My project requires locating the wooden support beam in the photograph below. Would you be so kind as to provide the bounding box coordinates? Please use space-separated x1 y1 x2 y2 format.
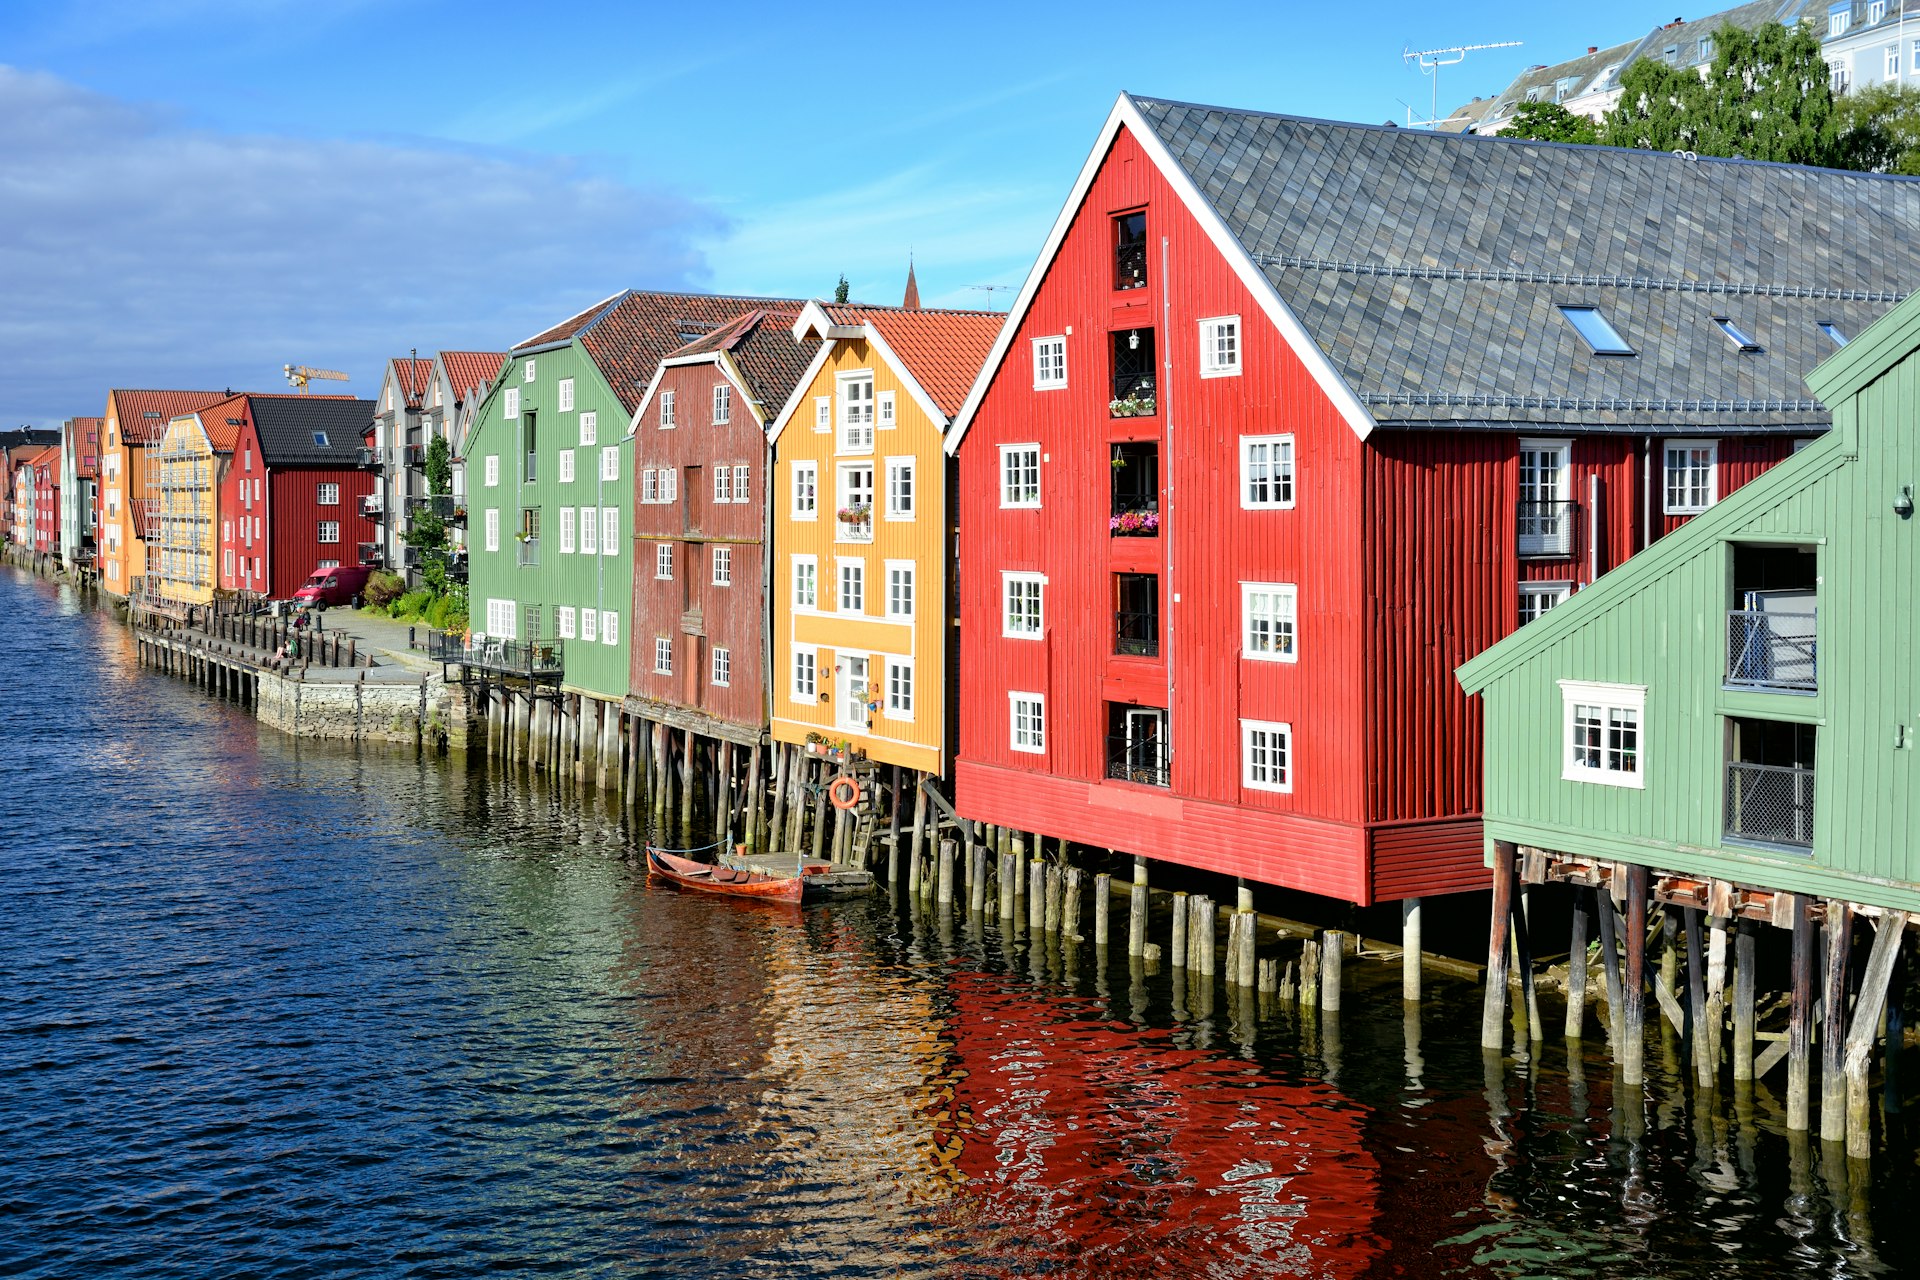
1514 883 1542 1040
1403 897 1423 1003
1565 892 1589 1040
1685 907 1713 1089
1623 864 1649 1087
1482 841 1517 1051
1595 887 1624 1047
1733 918 1757 1082
1821 903 1854 1144
1845 911 1908 1159
1788 893 1815 1132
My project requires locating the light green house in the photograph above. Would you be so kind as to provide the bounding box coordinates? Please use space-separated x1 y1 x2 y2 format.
465 290 785 704
1458 289 1920 914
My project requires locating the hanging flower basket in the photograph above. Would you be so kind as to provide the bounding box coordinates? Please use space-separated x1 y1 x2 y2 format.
1109 395 1156 418
836 504 873 524
1109 509 1161 536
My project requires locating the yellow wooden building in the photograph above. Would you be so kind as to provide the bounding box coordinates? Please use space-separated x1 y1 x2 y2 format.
98 389 224 599
150 403 238 608
768 301 1002 776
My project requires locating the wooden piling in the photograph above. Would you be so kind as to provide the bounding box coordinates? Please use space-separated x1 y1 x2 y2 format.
1169 891 1189 967
1565 892 1589 1039
1515 884 1542 1040
969 844 988 913
1788 894 1815 1132
1821 903 1853 1145
997 852 1016 919
717 741 735 846
1622 863 1649 1087
1299 935 1320 1014
809 761 829 862
1685 907 1712 1089
1093 873 1111 945
1062 867 1082 941
1846 911 1908 1158
1321 931 1343 1012
1482 841 1517 1051
679 729 697 836
1733 917 1757 1083
936 839 956 906
1403 897 1423 1003
1044 866 1063 935
1128 856 1148 958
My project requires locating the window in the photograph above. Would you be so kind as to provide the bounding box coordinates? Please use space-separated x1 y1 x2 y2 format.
837 463 874 538
481 455 499 488
1242 583 1297 661
317 520 340 544
1114 212 1147 290
1518 582 1571 624
1004 572 1044 638
1831 10 1852 37
600 446 618 482
641 469 658 503
1517 438 1572 556
1873 0 1890 23
712 647 731 686
582 608 598 642
1559 306 1635 355
659 468 677 503
558 378 574 412
601 507 617 556
1831 59 1852 93
1111 328 1156 408
1890 44 1903 79
885 457 915 518
602 611 617 646
713 383 731 424
504 387 519 419
557 606 576 639
523 360 536 383
839 372 875 452
1242 720 1293 793
1912 38 1920 74
522 412 539 482
886 562 914 620
733 464 749 502
1711 316 1762 353
486 509 500 551
1664 440 1717 514
315 559 338 571
1818 320 1850 347
793 555 817 608
312 432 331 448
558 449 575 483
814 397 831 432
793 461 818 518
1010 693 1046 753
655 542 673 579
316 483 339 505
1240 435 1295 509
660 391 676 429
1033 336 1067 389
579 411 596 446
1000 444 1040 508
885 658 913 718
559 505 575 554
712 545 732 585
580 506 596 554
223 548 233 576
485 597 516 639
877 390 896 429
838 559 865 612
1561 680 1645 788
793 646 817 699
1199 315 1241 377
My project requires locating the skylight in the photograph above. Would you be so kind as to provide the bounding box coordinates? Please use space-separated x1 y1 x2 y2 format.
1818 321 1849 347
312 431 331 447
1711 316 1762 353
1558 306 1635 356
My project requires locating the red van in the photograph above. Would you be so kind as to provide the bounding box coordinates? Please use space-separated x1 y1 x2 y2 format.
292 564 374 609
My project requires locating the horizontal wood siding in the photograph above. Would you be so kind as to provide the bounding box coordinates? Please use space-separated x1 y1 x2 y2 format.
1369 820 1488 900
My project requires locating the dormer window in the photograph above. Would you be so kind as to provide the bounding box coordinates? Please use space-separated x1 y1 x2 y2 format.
1870 0 1887 24
1832 7 1852 38
1699 36 1714 62
1558 306 1635 356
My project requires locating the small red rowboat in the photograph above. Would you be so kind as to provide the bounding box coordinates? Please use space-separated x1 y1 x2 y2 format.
646 847 803 903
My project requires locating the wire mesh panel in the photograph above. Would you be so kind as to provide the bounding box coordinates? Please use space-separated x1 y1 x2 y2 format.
1725 761 1815 849
1725 610 1816 690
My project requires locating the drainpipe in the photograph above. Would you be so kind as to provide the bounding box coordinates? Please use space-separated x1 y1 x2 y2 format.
1160 235 1176 762
1588 471 1601 584
1641 435 1653 553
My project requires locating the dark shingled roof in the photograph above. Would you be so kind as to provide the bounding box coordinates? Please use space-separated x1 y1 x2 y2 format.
665 309 818 418
1133 93 1920 432
251 397 377 467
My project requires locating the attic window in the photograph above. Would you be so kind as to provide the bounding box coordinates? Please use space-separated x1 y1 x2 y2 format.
1712 316 1762 353
143 411 162 419
1558 306 1635 356
313 432 331 447
1818 321 1849 347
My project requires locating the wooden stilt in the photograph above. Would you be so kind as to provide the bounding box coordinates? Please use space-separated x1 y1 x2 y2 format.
1566 891 1589 1040
1028 859 1046 932
968 844 987 914
1514 884 1541 1040
1706 914 1729 1086
1685 907 1713 1089
679 729 697 837
1622 863 1649 1087
1094 873 1111 945
1403 897 1423 1003
1044 866 1063 935
1321 931 1343 1012
809 761 829 861
1170 891 1189 968
1299 935 1320 1015
717 741 735 848
1886 941 1907 1116
1062 867 1083 941
908 778 928 890
1733 917 1757 1082
743 742 764 850
1788 894 1815 1132
1821 903 1854 1144
1845 911 1908 1159
1596 886 1624 1046
1482 840 1517 1051
767 744 789 851
1198 898 1216 978
1128 856 1148 958
936 839 956 906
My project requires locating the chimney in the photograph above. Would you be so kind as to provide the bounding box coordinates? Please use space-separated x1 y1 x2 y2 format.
1588 45 1598 54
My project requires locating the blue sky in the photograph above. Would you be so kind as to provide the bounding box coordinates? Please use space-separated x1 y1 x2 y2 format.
2 0 1718 423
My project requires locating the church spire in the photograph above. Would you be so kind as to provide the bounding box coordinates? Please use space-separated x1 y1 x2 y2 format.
902 255 920 309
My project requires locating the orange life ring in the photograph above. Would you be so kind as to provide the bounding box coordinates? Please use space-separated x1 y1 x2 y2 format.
828 775 863 811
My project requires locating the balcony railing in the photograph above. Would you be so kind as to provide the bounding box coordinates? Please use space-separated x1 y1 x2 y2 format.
357 541 384 567
516 536 540 567
1107 734 1171 788
1115 609 1160 657
405 443 427 470
1726 609 1817 691
430 495 462 522
835 510 873 542
1725 761 1815 850
1516 500 1577 558
427 628 564 680
359 493 385 518
356 446 383 472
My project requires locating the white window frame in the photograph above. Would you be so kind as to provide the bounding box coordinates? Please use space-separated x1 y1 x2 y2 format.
877 390 896 430
1241 582 1298 662
838 557 865 613
836 462 874 541
713 466 732 504
655 542 673 580
1518 582 1572 625
558 448 575 484
884 657 914 720
792 644 818 699
558 377 574 412
559 505 575 555
317 520 339 544
659 467 677 503
522 359 536 383
713 383 731 424
1241 719 1293 794
579 411 596 446
1032 336 1067 390
581 608 598 642
814 396 832 432
485 597 517 640
885 561 914 621
1240 434 1295 510
654 636 673 675
602 611 617 647
885 457 915 520
557 606 576 639
1199 315 1242 378
601 507 617 556
484 509 500 552
712 545 732 585
1003 571 1045 638
1559 679 1647 789
1000 443 1040 509
1664 439 1717 515
792 461 818 519
600 446 619 482
838 371 875 453
712 646 731 687
793 554 817 609
641 469 658 504
660 391 676 429
579 506 596 555
1009 692 1046 754
1518 438 1573 555
504 387 519 419
316 482 340 506
484 455 499 487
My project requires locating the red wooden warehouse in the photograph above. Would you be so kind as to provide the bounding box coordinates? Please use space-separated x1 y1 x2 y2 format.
626 308 814 746
215 395 377 599
944 93 1920 906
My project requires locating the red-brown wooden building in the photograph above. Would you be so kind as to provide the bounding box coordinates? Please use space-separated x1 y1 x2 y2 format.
944 93 1920 905
626 308 814 744
31 447 61 556
214 395 377 599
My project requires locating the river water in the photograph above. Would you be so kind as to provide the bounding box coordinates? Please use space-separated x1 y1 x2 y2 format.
2 563 1916 1278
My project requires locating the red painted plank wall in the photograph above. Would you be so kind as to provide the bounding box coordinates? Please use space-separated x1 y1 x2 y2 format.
267 465 375 598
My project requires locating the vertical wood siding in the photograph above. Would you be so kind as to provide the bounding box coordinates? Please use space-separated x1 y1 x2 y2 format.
267 465 375 598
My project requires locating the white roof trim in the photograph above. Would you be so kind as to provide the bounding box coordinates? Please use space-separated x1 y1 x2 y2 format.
512 288 626 352
943 92 1376 455
627 350 766 437
766 315 948 447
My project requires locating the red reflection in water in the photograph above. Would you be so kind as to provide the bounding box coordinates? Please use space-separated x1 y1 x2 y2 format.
925 969 1386 1278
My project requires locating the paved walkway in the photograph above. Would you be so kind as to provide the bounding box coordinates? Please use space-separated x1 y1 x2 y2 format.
302 605 440 677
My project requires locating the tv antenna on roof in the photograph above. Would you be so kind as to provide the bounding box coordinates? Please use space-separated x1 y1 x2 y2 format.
1403 41 1522 130
969 284 1014 311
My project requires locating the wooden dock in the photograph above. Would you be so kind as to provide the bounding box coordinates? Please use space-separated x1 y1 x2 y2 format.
723 851 874 899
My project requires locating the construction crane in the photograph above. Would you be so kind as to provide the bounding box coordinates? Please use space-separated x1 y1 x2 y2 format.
283 364 349 394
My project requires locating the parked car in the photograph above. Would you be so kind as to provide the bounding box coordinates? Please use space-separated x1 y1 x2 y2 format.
291 564 374 609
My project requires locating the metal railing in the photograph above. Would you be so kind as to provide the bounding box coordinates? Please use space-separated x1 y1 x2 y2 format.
357 541 384 567
359 494 385 518
1725 761 1815 849
426 628 564 679
356 446 383 471
1726 609 1817 691
1115 609 1159 657
1106 733 1170 788
405 443 427 469
1516 499 1577 558
516 536 540 567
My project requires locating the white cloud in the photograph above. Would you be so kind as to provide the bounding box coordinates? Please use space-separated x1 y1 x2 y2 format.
0 66 724 424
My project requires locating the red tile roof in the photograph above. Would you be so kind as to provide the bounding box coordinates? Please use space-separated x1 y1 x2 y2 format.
515 291 628 350
71 417 102 478
108 390 229 445
391 358 434 409
438 351 506 405
192 394 251 453
821 302 1005 418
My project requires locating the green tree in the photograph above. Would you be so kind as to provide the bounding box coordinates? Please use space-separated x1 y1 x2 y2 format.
1834 81 1920 174
1599 53 1708 152
1501 100 1600 144
401 435 458 597
833 273 849 304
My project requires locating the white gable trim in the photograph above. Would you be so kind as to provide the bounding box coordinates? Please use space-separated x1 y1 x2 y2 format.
766 317 948 447
943 92 1376 455
628 351 769 436
766 340 839 446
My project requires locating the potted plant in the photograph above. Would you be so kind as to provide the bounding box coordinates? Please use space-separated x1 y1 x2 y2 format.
1109 394 1157 418
1109 509 1161 536
836 503 873 525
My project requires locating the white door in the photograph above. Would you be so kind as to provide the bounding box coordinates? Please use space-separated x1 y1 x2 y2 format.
840 655 870 732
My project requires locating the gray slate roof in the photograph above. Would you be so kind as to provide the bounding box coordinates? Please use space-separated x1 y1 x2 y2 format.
1134 94 1920 432
253 397 377 467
